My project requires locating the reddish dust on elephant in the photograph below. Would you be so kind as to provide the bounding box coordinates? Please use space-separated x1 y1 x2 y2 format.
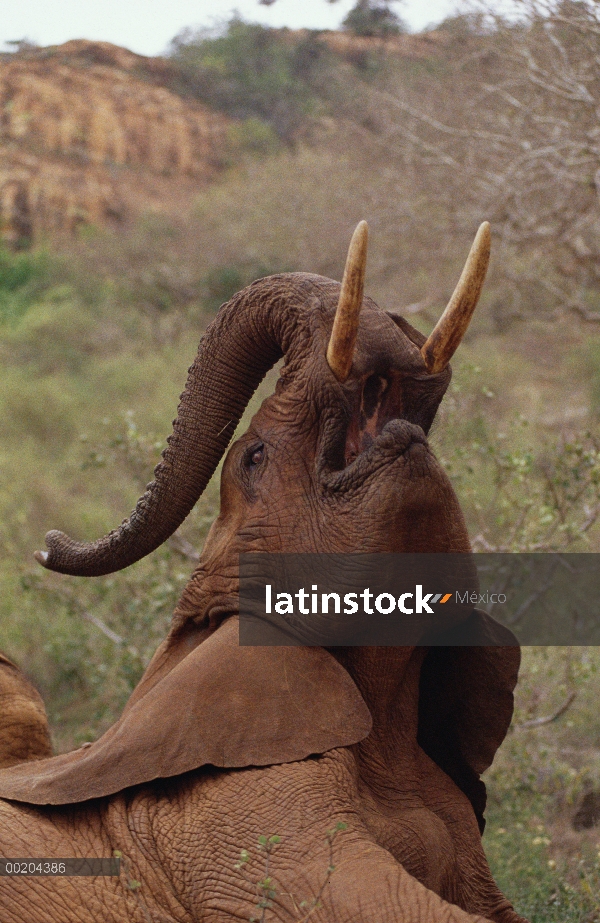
0 222 526 922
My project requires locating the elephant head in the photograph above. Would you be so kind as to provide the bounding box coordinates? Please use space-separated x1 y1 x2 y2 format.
34 221 490 583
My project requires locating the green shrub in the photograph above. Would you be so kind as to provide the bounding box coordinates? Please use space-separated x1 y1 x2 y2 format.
168 19 333 141
0 247 51 325
342 0 407 37
226 117 281 156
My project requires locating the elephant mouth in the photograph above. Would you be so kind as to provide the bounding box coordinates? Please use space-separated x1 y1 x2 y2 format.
319 372 430 490
343 371 418 467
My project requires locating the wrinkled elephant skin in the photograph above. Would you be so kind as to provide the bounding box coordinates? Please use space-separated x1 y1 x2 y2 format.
0 632 523 922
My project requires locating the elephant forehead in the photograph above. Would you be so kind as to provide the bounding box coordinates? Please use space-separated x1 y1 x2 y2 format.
354 309 422 374
311 296 424 375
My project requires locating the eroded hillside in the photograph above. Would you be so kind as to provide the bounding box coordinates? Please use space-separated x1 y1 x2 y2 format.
0 40 232 243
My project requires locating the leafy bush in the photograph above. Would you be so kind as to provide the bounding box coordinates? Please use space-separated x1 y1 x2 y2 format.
484 645 600 922
343 0 408 37
168 18 334 141
226 117 281 156
0 247 51 325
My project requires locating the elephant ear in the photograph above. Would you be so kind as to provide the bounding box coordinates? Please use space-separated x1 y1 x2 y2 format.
387 312 427 349
0 616 372 805
417 609 520 834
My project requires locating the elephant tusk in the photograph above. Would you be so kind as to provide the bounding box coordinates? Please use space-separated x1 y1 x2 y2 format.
420 222 491 375
327 220 368 383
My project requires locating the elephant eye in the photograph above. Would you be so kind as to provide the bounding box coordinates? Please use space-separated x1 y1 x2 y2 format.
246 444 265 468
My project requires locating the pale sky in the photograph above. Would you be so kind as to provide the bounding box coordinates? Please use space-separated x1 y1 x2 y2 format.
0 0 461 56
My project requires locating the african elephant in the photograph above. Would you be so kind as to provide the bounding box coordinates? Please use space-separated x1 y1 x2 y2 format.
0 222 527 923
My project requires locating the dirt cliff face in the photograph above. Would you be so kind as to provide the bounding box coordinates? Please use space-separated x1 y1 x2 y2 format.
0 40 232 244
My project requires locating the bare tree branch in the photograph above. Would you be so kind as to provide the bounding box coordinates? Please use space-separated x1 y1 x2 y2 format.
516 690 576 728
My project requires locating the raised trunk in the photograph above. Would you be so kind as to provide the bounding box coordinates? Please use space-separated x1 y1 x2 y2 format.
36 274 329 576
